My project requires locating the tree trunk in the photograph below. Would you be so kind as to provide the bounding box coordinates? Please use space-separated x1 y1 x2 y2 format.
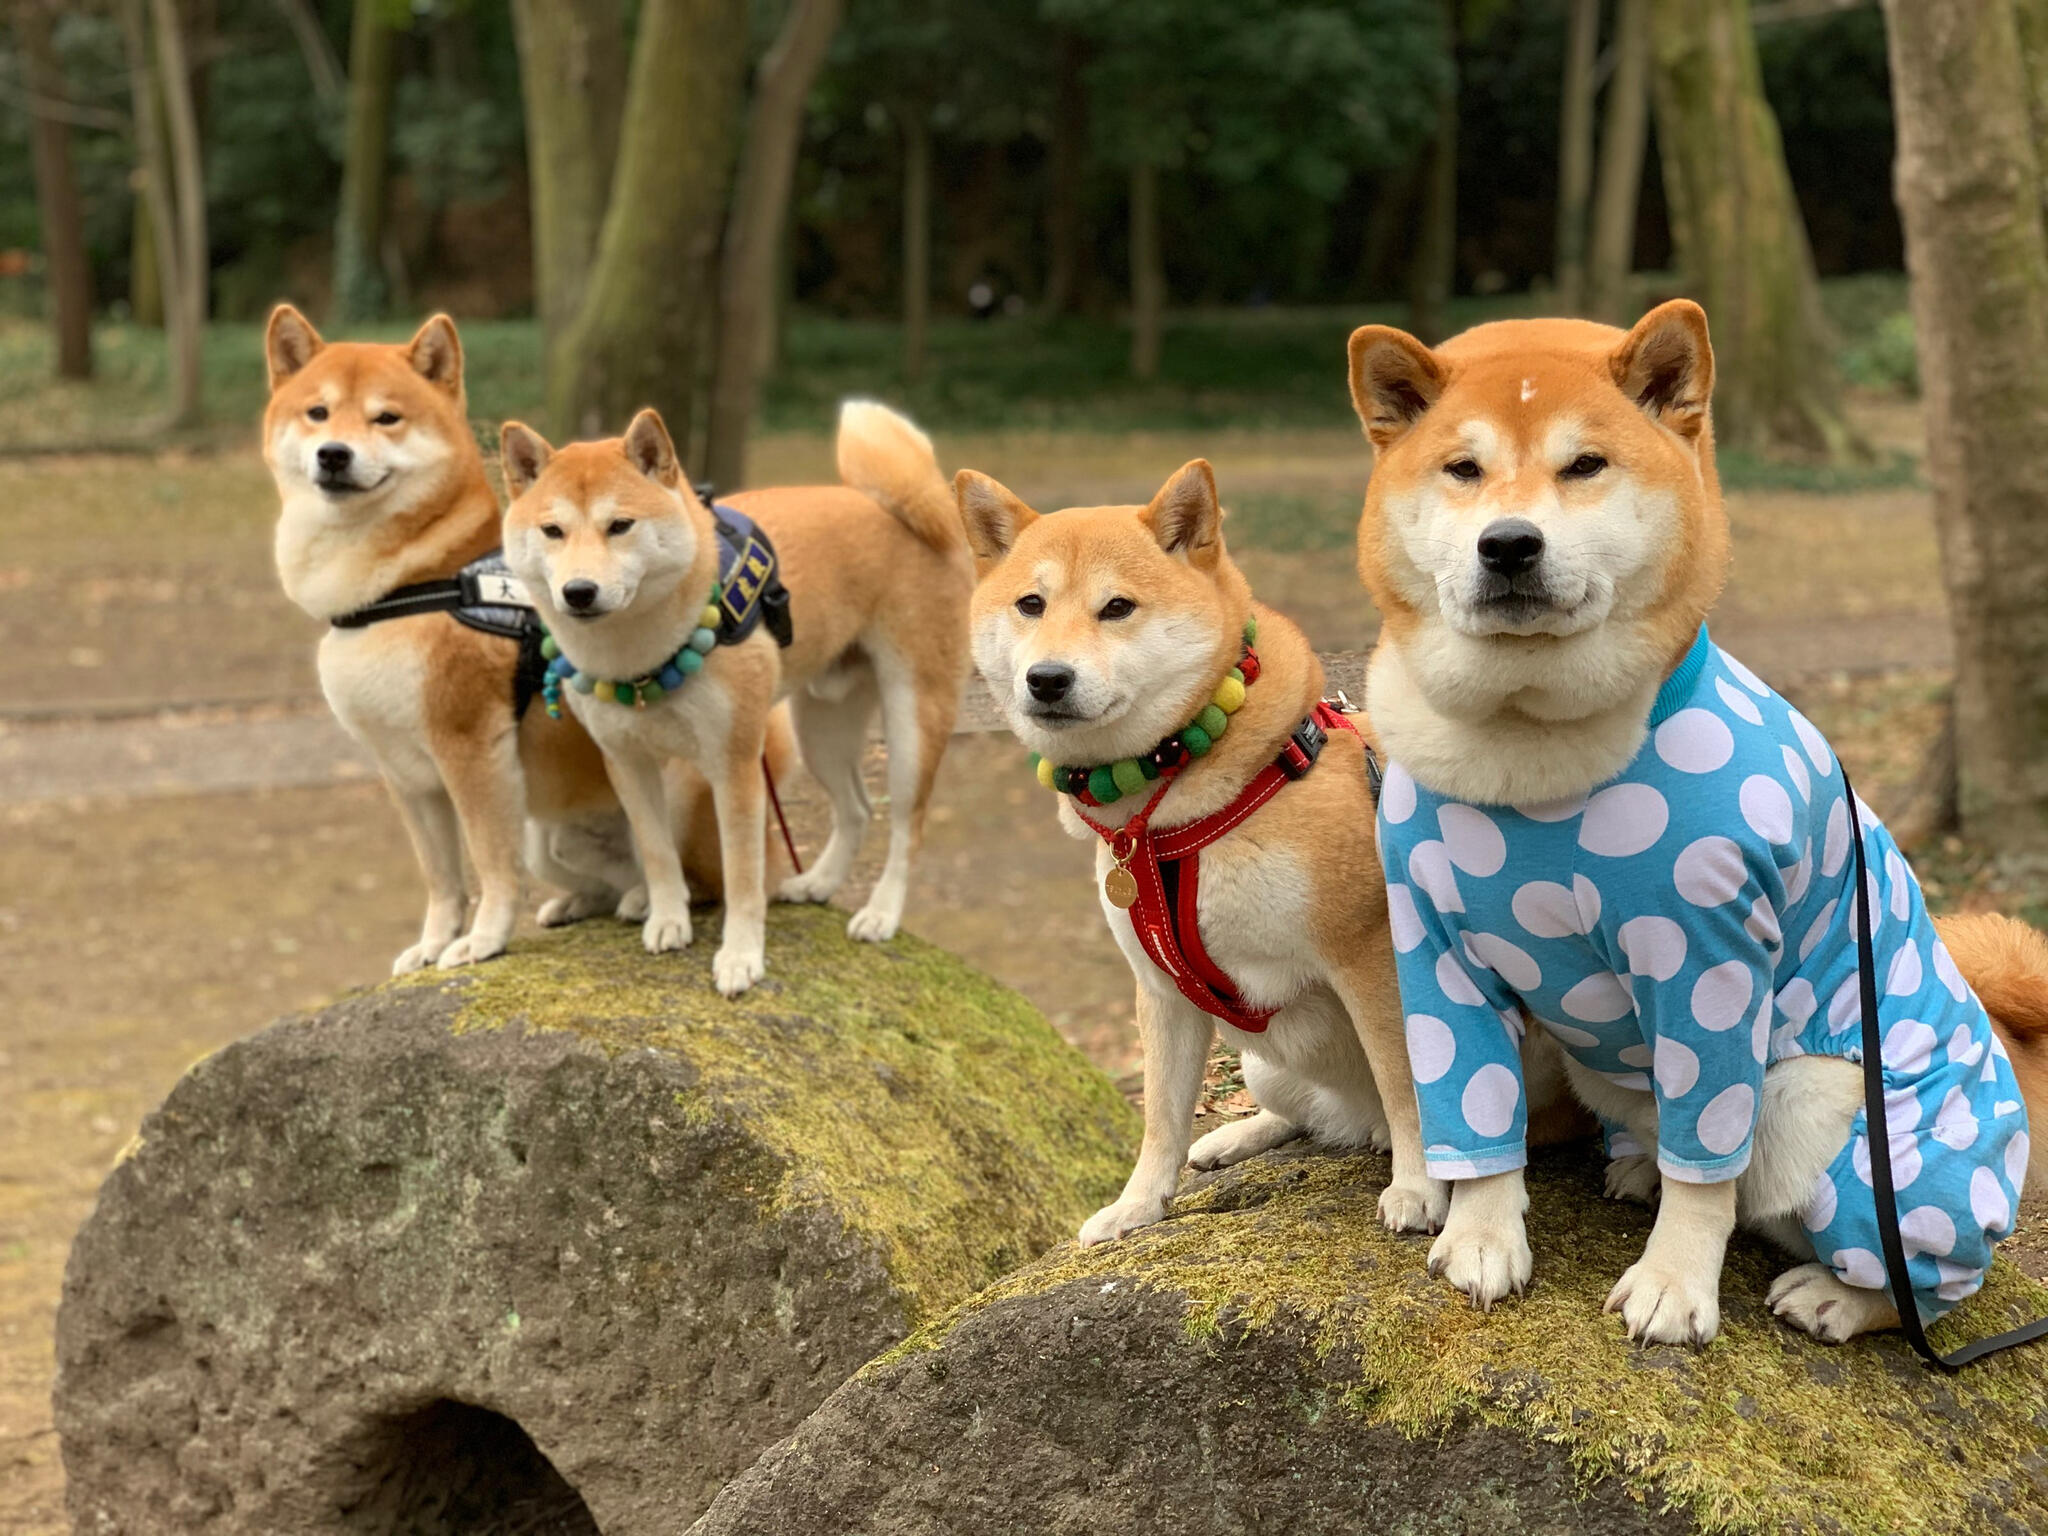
1882 0 2048 870
121 0 204 427
1647 0 1850 457
511 0 626 352
900 107 932 386
1127 158 1162 380
1588 0 1650 324
545 0 749 441
273 0 343 102
333 0 396 323
1040 33 1086 317
128 71 164 328
702 0 843 491
1554 0 1600 312
1408 5 1458 345
18 0 94 379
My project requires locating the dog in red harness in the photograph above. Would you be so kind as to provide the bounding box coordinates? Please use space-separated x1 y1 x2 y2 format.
956 457 1454 1245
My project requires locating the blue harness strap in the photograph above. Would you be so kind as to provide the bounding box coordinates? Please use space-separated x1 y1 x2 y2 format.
712 504 793 649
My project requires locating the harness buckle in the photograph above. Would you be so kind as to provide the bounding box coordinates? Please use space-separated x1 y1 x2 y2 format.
1279 715 1326 780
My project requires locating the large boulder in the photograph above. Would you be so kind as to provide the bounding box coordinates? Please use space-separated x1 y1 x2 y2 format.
54 907 1136 1534
691 1141 2048 1536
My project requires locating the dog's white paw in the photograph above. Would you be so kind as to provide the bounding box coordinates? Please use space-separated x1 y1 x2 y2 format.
776 869 836 905
1767 1262 1899 1344
1363 1119 1394 1154
642 912 692 953
435 931 507 970
1078 1196 1167 1247
392 939 447 975
615 885 650 922
845 904 900 943
1605 1255 1721 1346
1188 1112 1298 1170
1428 1218 1531 1310
712 944 766 996
1379 1175 1450 1235
538 890 612 928
1604 1153 1662 1207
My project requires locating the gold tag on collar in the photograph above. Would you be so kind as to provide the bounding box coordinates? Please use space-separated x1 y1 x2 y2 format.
1103 863 1139 910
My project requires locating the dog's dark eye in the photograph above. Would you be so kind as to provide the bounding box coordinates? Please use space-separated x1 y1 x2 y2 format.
307 405 328 423
373 411 401 427
541 524 565 541
606 519 635 537
1562 453 1608 479
1098 597 1136 621
1016 593 1045 618
1444 458 1482 481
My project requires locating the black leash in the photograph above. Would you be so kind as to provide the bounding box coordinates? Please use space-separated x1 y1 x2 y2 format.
1843 766 2048 1368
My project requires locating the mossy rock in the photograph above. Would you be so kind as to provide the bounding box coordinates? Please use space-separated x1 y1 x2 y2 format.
690 1140 2048 1536
54 907 1136 1535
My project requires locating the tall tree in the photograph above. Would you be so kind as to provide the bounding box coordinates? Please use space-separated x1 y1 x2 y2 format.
1407 0 1459 344
334 0 399 322
17 0 94 378
120 0 207 425
1039 32 1088 317
510 0 626 354
1552 0 1600 312
1883 0 2048 869
524 0 751 440
1647 0 1849 457
1587 0 1650 323
703 0 845 489
1127 158 1162 379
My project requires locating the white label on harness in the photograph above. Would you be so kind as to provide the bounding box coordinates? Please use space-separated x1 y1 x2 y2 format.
473 573 532 608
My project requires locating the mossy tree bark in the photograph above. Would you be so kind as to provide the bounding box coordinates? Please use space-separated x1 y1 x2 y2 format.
1883 0 2048 873
1407 0 1458 344
1553 0 1599 313
1587 0 1650 324
1647 0 1850 458
1040 32 1087 318
1127 158 1162 380
17 0 94 379
702 0 844 491
119 0 206 426
333 0 397 324
510 0 625 362
542 0 749 443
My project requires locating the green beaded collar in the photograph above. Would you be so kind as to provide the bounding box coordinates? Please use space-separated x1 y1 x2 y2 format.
540 582 723 717
1029 617 1259 807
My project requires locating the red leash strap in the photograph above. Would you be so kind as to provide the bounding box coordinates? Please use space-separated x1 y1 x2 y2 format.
762 755 802 874
1078 702 1358 1033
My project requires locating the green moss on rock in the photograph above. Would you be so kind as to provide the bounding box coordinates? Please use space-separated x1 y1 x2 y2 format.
877 1144 2048 1535
398 905 1138 1319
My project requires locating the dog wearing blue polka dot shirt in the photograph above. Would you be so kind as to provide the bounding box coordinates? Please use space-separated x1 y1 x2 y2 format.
1349 300 2048 1347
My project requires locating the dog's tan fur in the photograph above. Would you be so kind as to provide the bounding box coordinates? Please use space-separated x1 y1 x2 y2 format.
262 306 768 972
1350 301 2048 1344
500 401 972 995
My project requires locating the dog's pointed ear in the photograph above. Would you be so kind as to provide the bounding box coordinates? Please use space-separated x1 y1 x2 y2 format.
500 421 554 498
1610 300 1714 440
405 313 464 394
1145 459 1222 559
622 408 682 486
954 470 1038 563
265 304 324 390
1347 325 1446 450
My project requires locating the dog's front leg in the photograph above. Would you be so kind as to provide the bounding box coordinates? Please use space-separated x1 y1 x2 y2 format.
1080 985 1211 1246
1605 1177 1735 1346
429 724 527 969
1428 1171 1532 1309
387 784 468 974
708 730 770 996
605 746 692 954
1332 959 1449 1235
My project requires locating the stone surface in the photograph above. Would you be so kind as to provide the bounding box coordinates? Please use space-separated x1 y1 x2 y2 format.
692 1143 2048 1536
54 906 1136 1534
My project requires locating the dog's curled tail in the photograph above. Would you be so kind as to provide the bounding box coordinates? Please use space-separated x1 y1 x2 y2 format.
836 399 968 562
1937 911 2048 1198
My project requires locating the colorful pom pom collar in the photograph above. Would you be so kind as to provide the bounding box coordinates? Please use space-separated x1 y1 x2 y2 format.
1029 616 1259 807
539 582 725 718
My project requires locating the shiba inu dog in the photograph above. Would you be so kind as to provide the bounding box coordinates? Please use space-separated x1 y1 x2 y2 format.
1352 299 2048 1346
499 401 973 996
958 458 1595 1246
263 306 761 972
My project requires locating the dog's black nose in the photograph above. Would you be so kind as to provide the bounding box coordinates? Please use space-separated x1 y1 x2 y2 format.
315 442 353 475
1477 518 1545 576
1026 663 1075 703
561 580 601 612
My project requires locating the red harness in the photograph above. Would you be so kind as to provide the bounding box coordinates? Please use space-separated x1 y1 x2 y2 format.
1075 700 1360 1033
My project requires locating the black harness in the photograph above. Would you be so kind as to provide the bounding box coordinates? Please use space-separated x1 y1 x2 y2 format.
327 501 793 718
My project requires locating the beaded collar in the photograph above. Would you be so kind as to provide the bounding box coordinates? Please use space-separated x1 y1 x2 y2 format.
539 582 724 717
